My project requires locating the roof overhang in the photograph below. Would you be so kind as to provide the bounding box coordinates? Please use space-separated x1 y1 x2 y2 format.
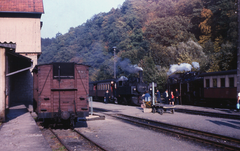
0 12 42 18
0 43 32 76
0 42 16 49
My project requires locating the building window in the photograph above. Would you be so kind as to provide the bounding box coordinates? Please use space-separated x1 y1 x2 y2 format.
205 79 210 88
213 78 217 87
221 78 225 87
229 77 234 87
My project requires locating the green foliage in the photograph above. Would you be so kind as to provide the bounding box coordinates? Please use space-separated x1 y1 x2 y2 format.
145 16 194 46
40 0 238 89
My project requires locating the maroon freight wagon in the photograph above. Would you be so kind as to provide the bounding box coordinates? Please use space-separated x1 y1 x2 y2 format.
33 62 89 127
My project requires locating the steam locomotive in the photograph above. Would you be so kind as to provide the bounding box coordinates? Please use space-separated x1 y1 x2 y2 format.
167 70 237 108
89 71 148 105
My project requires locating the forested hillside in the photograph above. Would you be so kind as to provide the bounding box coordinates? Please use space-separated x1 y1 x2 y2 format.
40 0 237 90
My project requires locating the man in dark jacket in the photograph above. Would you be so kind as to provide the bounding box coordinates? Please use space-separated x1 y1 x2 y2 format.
104 90 110 103
155 90 161 103
175 89 180 105
163 90 169 104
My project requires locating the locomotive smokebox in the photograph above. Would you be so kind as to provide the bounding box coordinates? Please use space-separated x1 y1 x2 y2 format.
139 71 143 83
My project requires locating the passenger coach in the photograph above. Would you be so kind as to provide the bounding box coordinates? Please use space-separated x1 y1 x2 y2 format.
167 70 237 108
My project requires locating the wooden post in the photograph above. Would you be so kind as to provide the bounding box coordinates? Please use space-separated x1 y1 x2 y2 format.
237 1 240 94
0 48 6 122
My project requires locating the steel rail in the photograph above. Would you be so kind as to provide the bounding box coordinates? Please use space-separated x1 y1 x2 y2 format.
49 128 107 151
108 113 240 151
119 114 240 145
175 109 240 120
49 128 71 151
73 129 107 151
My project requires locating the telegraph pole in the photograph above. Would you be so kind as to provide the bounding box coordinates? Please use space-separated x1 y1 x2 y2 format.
113 46 116 79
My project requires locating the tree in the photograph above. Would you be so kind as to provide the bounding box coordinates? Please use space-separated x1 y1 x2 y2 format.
145 16 194 46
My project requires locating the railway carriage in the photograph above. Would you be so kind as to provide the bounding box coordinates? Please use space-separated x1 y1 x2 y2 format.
33 62 89 127
201 70 237 107
167 70 237 108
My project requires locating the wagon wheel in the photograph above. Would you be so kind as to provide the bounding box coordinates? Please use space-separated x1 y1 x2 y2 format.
114 98 118 104
171 109 175 114
122 97 128 105
152 107 156 113
158 108 163 115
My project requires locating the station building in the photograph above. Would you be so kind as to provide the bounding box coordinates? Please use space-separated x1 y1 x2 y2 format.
0 0 44 121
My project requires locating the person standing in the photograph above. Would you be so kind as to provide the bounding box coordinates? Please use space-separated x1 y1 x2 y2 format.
175 89 180 105
163 90 169 104
104 90 110 103
155 90 161 103
237 91 240 112
170 91 175 105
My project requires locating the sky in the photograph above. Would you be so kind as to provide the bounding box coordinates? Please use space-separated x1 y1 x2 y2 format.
41 0 126 38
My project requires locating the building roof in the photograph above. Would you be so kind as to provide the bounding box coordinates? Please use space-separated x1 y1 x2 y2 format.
0 0 44 13
199 69 237 77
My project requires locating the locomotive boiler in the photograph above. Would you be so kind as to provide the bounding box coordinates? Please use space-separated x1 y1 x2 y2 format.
33 62 89 127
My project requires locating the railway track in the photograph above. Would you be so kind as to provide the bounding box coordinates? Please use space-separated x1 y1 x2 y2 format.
94 106 240 120
175 108 240 120
107 113 240 151
47 128 107 151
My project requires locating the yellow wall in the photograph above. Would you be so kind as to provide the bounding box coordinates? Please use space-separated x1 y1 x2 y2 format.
0 17 41 53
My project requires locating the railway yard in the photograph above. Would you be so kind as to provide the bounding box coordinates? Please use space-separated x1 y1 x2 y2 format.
0 102 240 151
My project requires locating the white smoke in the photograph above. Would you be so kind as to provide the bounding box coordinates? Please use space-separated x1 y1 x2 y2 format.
117 76 128 81
192 62 200 69
118 58 143 73
167 62 200 75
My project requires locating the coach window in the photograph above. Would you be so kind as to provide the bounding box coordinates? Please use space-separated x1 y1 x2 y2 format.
221 78 225 87
205 79 210 88
213 78 217 87
229 77 234 87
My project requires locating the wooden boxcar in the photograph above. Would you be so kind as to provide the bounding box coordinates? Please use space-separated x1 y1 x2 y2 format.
33 62 89 126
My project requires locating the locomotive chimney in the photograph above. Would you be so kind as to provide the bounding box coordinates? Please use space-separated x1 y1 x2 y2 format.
139 71 143 83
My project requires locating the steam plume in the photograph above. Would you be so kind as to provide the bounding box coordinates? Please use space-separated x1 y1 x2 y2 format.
192 62 200 69
118 58 143 74
167 62 200 75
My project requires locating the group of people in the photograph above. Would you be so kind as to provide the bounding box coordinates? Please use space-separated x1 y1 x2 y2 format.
163 89 180 105
144 89 180 105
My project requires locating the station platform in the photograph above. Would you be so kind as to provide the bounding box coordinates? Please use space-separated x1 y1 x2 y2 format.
91 102 240 139
175 104 240 115
0 104 52 151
